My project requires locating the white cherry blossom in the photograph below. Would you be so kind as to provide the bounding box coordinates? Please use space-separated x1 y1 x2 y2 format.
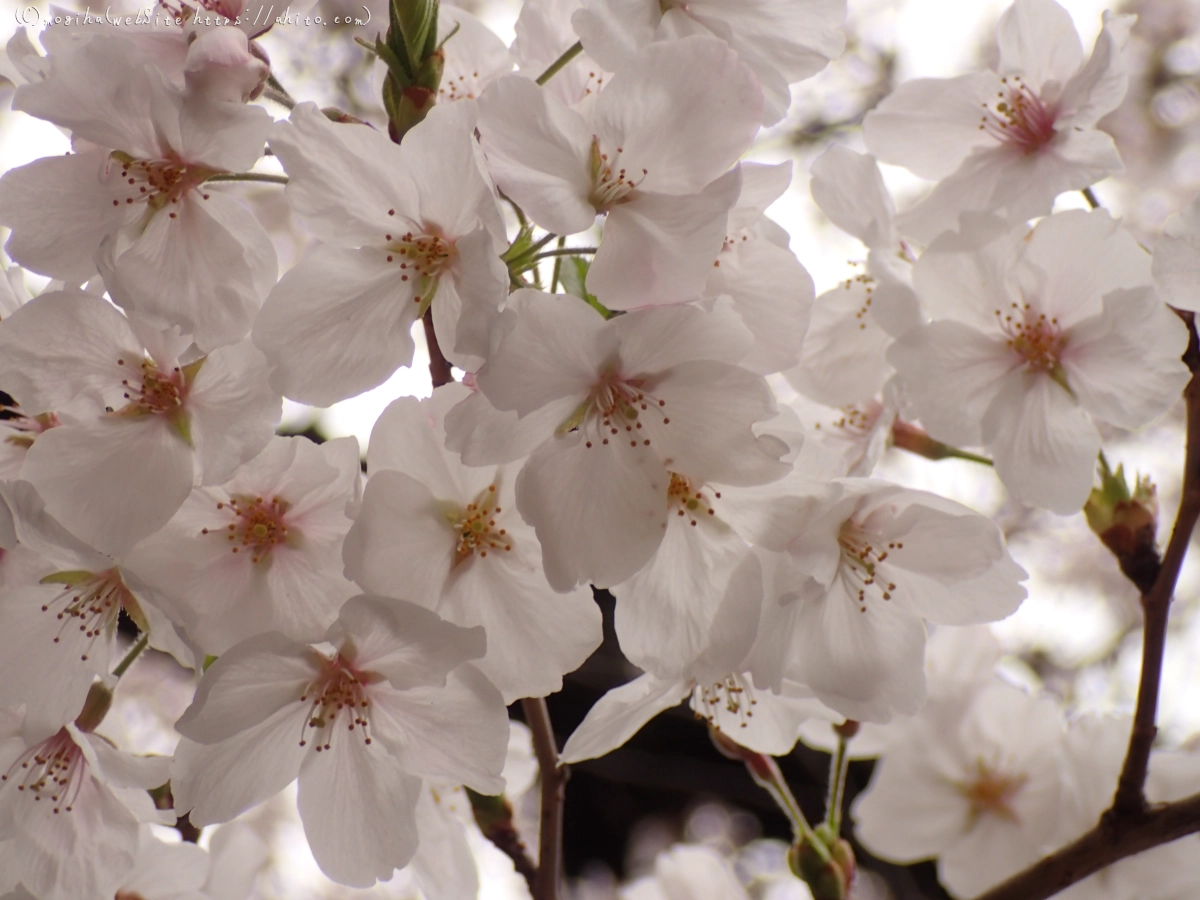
1153 192 1200 313
125 435 362 655
446 292 790 592
622 843 751 900
252 100 507 405
864 0 1134 244
572 0 847 126
476 36 760 309
0 33 276 349
511 0 610 108
342 385 602 703
888 211 1189 514
171 595 508 888
0 289 280 556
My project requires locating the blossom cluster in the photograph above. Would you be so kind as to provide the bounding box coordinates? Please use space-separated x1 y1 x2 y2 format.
0 0 1196 896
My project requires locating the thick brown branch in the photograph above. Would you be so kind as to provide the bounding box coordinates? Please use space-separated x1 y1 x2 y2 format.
1110 311 1200 817
422 309 455 388
974 792 1200 900
522 697 567 900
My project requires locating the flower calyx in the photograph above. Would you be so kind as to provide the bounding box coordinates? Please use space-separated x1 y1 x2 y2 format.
1085 453 1161 593
788 824 857 900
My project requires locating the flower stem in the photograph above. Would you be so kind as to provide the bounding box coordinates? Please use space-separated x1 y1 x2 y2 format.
206 172 289 185
530 247 598 262
522 697 567 900
824 721 858 834
549 236 566 293
112 634 149 679
536 41 583 86
1082 186 1102 209
891 419 993 465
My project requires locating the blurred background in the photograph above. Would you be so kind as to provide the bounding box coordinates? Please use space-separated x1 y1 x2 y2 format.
2 0 1200 896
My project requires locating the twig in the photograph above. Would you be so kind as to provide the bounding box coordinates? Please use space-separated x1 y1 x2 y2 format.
466 789 538 890
522 697 567 900
422 310 455 388
974 792 1200 900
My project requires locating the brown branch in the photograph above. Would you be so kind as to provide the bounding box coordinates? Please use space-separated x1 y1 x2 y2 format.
976 312 1200 900
1111 310 1200 817
466 788 538 890
974 792 1200 900
422 309 455 388
521 697 567 900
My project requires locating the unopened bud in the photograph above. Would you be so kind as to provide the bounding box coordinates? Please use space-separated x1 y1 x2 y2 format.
1085 454 1160 593
788 825 857 900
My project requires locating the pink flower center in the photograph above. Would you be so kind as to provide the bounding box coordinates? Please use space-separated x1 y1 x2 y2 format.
1 403 58 450
108 153 216 216
115 357 187 417
40 569 137 663
979 76 1058 153
959 760 1028 823
1 728 88 814
204 494 293 564
667 472 720 527
569 369 670 451
837 518 901 612
693 674 757 730
452 484 512 564
588 137 647 211
994 302 1068 374
299 653 379 752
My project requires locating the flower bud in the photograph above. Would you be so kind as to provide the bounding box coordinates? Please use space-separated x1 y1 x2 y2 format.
1085 454 1160 593
379 0 445 140
788 824 857 900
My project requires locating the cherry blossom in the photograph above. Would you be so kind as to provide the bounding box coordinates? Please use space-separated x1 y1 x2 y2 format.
572 0 847 126
342 384 602 702
124 435 362 655
435 4 514 105
476 36 761 308
511 0 610 108
622 843 752 900
852 678 1069 898
446 292 790 592
888 211 1189 514
0 289 280 555
864 0 1134 243
1153 192 1200 313
252 100 507 405
0 33 276 349
171 596 508 887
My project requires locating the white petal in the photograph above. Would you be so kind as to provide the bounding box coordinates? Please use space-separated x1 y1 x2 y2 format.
1154 195 1200 313
297 734 422 888
696 679 825 758
252 244 420 407
1056 12 1135 127
982 371 1100 514
411 786 478 900
559 674 691 764
515 433 669 592
995 0 1083 91
809 146 895 248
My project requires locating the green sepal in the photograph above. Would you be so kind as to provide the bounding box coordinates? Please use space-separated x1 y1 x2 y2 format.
40 570 96 586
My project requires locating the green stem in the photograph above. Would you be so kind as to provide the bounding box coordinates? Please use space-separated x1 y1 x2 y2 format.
824 725 855 834
1082 186 1102 209
530 247 598 262
207 172 289 185
112 634 149 679
891 419 993 466
549 235 566 293
536 41 584 86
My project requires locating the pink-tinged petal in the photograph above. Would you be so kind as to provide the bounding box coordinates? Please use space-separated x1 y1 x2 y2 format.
270 102 420 245
893 147 1013 246
331 596 487 690
810 146 895 248
203 822 269 900
516 433 669 592
22 417 192 557
559 674 691 764
296 734 422 888
910 216 1022 329
1018 209 1150 327
442 543 602 703
170 706 308 825
614 515 748 680
887 321 1015 449
786 282 892 408
862 73 998 180
432 226 508 372
444 388 572 467
187 340 280 485
0 151 134 285
709 238 813 376
590 171 740 310
342 472 457 606
438 4 515 113
1154 196 1200 313
1063 288 1189 429
939 813 1046 898
852 742 972 862
727 161 793 231
368 664 508 793
411 787 478 900
593 37 761 193
99 189 276 351
476 75 597 235
613 301 753 372
995 0 1083 92
638 360 788 487
183 26 269 104
992 129 1124 225
1056 13 1135 127
175 93 271 174
0 287 138 417
175 632 313 744
475 289 609 416
252 244 420 407
698 680 826 757
76 729 169 791
982 371 1100 514
571 0 661 74
793 580 928 723
0 586 109 743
